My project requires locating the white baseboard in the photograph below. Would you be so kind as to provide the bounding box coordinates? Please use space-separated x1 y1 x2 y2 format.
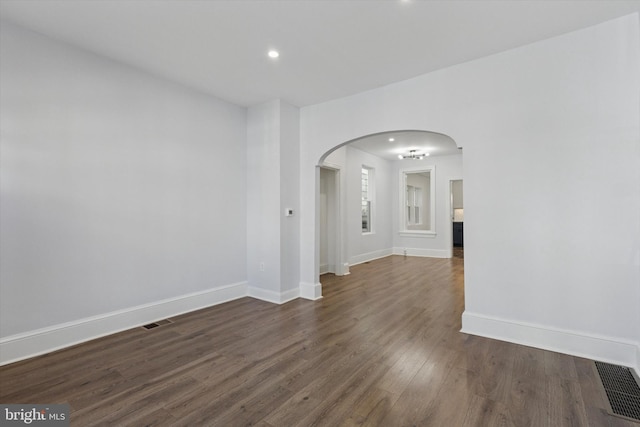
248 286 299 304
348 247 450 268
461 311 639 374
338 263 350 276
280 287 301 304
0 282 248 366
349 248 393 266
299 281 323 300
320 263 341 275
392 247 449 258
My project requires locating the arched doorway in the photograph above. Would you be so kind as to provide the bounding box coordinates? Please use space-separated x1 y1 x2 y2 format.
315 129 462 294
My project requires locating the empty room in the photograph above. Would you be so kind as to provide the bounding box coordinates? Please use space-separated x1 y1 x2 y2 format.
1 1 639 425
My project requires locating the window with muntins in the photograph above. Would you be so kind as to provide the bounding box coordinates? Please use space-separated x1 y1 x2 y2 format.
406 186 422 225
400 168 434 234
361 167 373 232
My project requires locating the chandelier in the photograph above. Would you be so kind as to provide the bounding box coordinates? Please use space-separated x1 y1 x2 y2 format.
398 150 429 160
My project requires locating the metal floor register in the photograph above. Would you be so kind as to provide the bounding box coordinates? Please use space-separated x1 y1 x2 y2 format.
594 361 640 422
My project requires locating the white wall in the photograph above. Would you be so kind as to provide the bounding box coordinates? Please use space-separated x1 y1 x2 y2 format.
247 101 281 297
279 102 300 296
300 14 640 372
345 146 393 266
247 99 301 303
0 21 248 362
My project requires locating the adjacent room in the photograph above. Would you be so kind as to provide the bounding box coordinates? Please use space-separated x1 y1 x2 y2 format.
1 1 639 425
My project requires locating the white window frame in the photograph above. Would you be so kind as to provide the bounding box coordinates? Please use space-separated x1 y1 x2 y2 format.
399 166 436 236
361 166 375 234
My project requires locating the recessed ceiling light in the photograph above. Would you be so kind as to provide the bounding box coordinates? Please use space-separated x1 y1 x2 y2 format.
268 50 279 59
388 137 395 142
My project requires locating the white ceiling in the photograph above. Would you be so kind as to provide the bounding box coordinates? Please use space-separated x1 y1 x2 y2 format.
348 130 459 160
2 1 639 160
2 0 639 109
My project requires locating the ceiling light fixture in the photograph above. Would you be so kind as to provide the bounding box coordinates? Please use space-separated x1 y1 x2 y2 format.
388 137 395 142
398 150 429 160
268 50 279 58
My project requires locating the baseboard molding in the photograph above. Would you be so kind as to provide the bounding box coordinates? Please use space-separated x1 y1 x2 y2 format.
299 281 323 300
349 248 393 267
348 247 450 267
392 247 449 258
461 311 639 374
338 263 350 276
280 287 301 304
320 263 341 275
0 282 248 366
248 286 300 304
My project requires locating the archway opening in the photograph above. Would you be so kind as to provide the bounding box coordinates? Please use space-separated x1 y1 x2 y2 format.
315 129 462 294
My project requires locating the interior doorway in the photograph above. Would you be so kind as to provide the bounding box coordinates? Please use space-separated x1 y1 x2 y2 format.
319 166 340 275
450 179 464 259
314 129 462 293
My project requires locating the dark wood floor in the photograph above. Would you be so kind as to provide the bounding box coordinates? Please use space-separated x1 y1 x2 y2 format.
1 255 635 426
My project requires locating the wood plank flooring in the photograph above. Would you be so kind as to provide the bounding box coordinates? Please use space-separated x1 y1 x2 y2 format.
1 254 636 426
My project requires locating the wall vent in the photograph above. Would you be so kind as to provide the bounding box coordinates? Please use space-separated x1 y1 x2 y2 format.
594 361 640 422
142 319 173 330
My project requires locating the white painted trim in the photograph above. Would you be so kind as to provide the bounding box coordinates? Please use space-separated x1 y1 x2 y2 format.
461 311 639 372
635 343 640 376
392 247 449 258
399 165 436 234
280 288 301 304
248 286 299 305
320 161 341 170
349 248 393 267
398 231 437 238
319 263 329 275
300 282 323 300
247 287 278 303
0 282 248 366
337 263 350 276
320 263 346 275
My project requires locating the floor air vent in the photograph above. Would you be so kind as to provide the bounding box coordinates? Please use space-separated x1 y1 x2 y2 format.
595 361 640 422
142 319 173 330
